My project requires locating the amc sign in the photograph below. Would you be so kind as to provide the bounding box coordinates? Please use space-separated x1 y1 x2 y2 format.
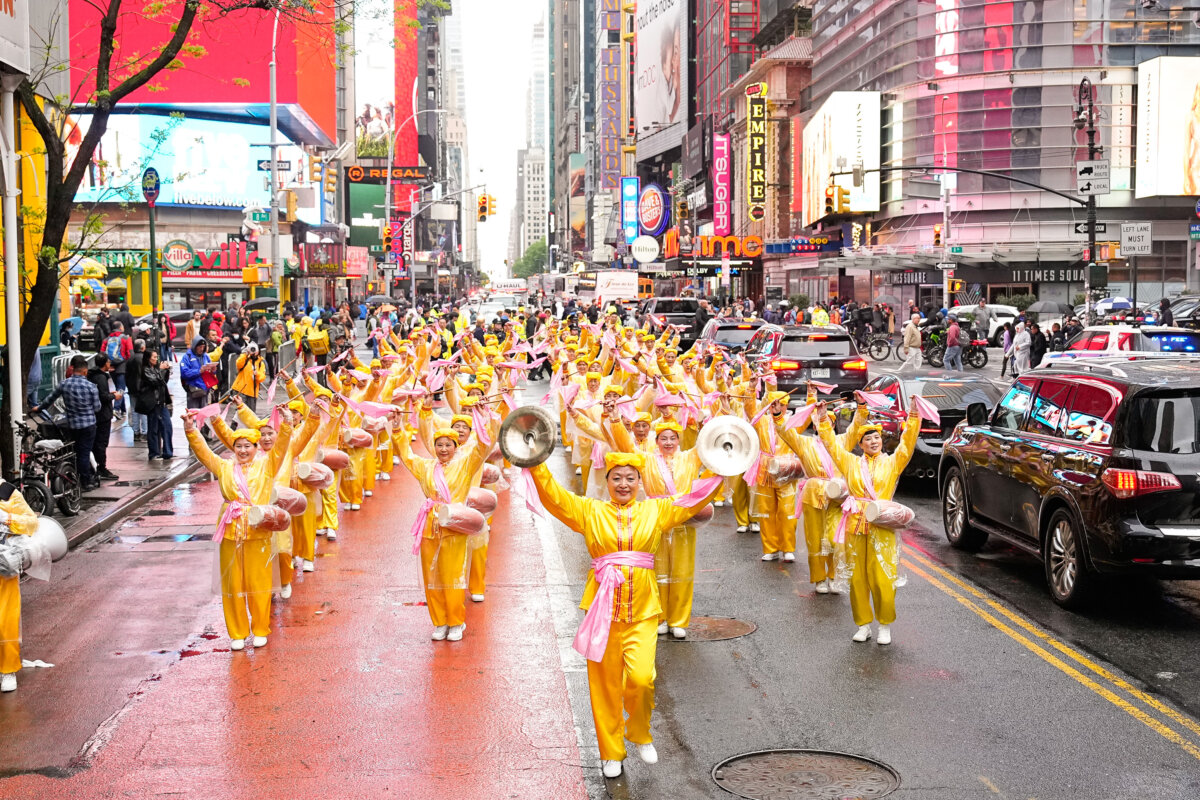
664 232 763 260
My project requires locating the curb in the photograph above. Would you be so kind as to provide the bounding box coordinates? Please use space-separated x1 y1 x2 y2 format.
64 457 208 549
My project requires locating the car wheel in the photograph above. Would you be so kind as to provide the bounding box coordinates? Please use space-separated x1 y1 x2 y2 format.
1043 508 1094 609
942 467 987 551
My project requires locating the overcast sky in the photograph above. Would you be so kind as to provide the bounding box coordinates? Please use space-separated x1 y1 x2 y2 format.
458 0 542 278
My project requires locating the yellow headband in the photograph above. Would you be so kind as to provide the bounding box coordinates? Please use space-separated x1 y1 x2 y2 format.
765 390 790 406
603 386 623 397
434 428 460 444
634 412 653 424
604 451 645 472
463 382 483 392
287 399 306 413
859 424 884 441
459 396 480 408
370 359 382 369
654 421 684 436
451 414 473 428
230 428 261 444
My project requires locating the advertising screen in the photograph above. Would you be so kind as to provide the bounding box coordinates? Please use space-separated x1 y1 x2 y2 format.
354 0 396 159
1136 56 1200 198
634 0 687 132
70 114 303 209
569 153 587 254
801 91 881 228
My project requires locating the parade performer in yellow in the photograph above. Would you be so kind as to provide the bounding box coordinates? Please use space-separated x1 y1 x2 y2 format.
744 388 801 562
0 485 43 692
527 451 721 779
184 408 295 650
814 401 920 644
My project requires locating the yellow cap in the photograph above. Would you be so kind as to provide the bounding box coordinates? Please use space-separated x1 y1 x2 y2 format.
604 451 645 471
451 414 473 428
433 428 460 444
654 420 684 436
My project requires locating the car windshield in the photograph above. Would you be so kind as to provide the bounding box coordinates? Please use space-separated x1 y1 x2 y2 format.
1144 332 1200 353
717 327 759 345
1125 392 1200 454
779 336 854 357
652 300 698 314
903 380 1002 409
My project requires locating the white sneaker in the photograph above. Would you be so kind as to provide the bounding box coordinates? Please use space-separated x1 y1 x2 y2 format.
852 625 872 643
713 500 725 507
637 743 659 764
574 466 582 476
601 760 622 778
252 636 268 647
761 552 779 562
782 552 796 563
447 623 466 642
815 580 830 595
750 523 761 533
431 625 448 641
230 639 245 651
281 583 292 599
0 673 16 692
670 627 687 640
877 625 892 646
657 622 668 635
327 528 337 540
392 456 400 465
564 445 573 453
379 472 391 481
829 582 844 595
364 490 373 497
293 555 303 569
316 528 327 537
350 504 360 511
470 593 485 602
736 525 749 533
302 560 315 572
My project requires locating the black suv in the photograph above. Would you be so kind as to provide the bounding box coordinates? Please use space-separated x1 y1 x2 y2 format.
743 324 869 402
695 316 766 357
939 355 1200 608
640 297 701 347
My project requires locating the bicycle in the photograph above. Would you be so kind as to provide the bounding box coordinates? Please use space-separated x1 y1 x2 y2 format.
865 333 894 361
18 420 82 517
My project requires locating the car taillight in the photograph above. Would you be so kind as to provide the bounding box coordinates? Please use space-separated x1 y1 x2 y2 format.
770 359 801 371
1101 468 1181 499
842 359 868 370
920 426 942 435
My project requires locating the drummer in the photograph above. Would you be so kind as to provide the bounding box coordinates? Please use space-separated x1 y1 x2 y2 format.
0 483 44 693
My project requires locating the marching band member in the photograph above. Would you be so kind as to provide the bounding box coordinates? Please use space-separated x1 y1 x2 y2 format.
814 401 920 644
744 389 801 562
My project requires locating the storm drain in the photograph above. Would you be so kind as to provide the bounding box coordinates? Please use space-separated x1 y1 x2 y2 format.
712 749 900 799
673 616 756 642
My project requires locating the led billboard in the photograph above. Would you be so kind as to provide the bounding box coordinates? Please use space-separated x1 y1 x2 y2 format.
801 92 881 228
1136 56 1200 198
634 0 687 132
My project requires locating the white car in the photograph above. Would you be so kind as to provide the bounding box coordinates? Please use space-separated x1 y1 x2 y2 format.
1042 324 1200 363
948 304 1019 345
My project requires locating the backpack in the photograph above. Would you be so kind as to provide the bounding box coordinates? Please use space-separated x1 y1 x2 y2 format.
104 335 126 366
958 327 971 346
306 328 330 355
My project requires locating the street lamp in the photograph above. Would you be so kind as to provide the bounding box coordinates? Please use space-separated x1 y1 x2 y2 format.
1076 77 1098 323
383 108 449 303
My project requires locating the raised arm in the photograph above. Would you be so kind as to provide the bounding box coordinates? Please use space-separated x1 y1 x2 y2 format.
892 411 921 472
185 417 227 476
816 411 857 478
529 462 591 531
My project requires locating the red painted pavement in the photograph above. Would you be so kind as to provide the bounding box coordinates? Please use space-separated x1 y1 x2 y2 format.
0 457 587 799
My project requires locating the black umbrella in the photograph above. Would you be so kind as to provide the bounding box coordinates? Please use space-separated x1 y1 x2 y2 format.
1026 300 1072 314
874 294 900 305
242 297 280 313
366 294 394 305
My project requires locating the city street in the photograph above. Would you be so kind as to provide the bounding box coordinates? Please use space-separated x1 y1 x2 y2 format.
1 373 1199 800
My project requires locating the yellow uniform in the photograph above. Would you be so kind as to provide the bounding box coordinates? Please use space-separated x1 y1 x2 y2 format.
529 462 719 762
816 413 920 626
639 448 704 630
0 490 41 675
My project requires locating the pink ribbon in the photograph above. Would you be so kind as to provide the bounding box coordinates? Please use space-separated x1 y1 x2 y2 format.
573 550 657 662
560 382 581 407
214 462 254 543
810 380 838 394
472 406 494 447
303 364 326 375
744 450 762 487
615 355 638 374
591 441 607 470
856 390 894 409
331 349 352 364
785 405 816 430
654 452 677 496
192 402 223 427
514 467 549 519
654 392 683 407
911 395 941 425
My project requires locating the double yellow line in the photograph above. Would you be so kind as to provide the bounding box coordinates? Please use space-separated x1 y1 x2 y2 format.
903 547 1200 762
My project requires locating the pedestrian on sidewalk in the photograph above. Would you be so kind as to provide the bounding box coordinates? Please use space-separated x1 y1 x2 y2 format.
102 322 132 419
156 313 177 362
180 337 218 410
900 313 923 371
1011 323 1032 378
265 321 282 381
86 354 120 481
184 310 203 348
125 339 149 441
137 349 175 460
32 355 100 490
1000 322 1014 377
1030 323 1049 368
232 344 266 412
944 316 964 372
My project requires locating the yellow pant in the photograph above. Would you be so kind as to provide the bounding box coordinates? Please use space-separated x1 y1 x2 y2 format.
277 536 295 587
469 544 487 596
219 538 273 640
339 471 364 505
581 463 592 494
560 410 573 447
846 531 898 626
420 532 468 627
732 476 750 528
0 576 20 674
294 491 317 561
801 505 834 583
655 526 696 629
363 447 377 491
587 616 658 761
755 487 797 555
319 484 339 530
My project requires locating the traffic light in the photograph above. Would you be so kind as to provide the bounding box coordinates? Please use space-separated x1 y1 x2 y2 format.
382 225 393 253
308 155 322 184
837 187 850 213
284 190 297 222
824 186 835 217
948 279 964 292
933 223 943 247
477 195 488 222
486 195 496 216
323 166 337 195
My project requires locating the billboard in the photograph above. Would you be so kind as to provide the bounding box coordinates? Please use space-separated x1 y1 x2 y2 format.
70 115 304 209
634 0 687 131
597 0 623 193
0 0 29 75
1136 56 1200 198
712 133 732 236
801 91 881 228
569 153 587 254
355 0 395 158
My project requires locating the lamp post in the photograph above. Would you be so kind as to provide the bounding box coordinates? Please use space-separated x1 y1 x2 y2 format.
1075 77 1098 323
383 108 449 303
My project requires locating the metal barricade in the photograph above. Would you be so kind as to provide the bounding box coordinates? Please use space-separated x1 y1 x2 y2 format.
278 339 298 377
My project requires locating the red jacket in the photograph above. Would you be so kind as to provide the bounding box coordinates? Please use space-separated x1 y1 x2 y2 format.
103 332 132 361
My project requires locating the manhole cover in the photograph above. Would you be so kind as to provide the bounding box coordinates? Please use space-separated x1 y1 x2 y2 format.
713 749 900 800
671 616 756 642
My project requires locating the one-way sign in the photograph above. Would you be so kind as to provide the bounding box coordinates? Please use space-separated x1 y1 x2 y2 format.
1073 222 1107 234
256 159 291 172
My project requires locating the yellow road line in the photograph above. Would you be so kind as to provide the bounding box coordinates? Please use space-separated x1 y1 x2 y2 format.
902 559 1200 762
905 547 1200 742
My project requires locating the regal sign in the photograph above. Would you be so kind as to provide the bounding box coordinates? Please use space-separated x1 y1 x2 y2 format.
344 165 430 184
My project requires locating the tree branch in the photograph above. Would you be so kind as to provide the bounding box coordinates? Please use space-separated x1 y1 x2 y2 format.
108 0 201 104
95 0 124 97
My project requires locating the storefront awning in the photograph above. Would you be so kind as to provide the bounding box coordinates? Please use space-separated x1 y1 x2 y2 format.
69 257 107 278
72 278 106 294
106 277 127 290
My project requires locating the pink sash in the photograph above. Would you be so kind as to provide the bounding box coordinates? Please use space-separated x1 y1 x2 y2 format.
215 462 253 543
574 550 656 662
410 462 452 555
833 457 880 543
654 452 677 496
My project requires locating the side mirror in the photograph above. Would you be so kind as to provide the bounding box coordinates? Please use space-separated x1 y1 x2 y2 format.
966 402 989 426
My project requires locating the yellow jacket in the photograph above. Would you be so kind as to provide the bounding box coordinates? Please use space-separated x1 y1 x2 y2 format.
816 412 920 537
231 352 266 397
0 491 40 537
186 419 294 541
391 427 491 541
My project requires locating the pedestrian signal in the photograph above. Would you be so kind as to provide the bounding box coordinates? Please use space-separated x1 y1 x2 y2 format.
948 279 964 292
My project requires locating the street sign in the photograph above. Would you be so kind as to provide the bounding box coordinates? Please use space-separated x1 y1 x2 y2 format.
1189 223 1200 241
1120 221 1153 255
1073 222 1107 234
251 211 270 222
936 262 955 271
141 167 160 206
256 159 291 172
1076 160 1110 195
949 245 963 254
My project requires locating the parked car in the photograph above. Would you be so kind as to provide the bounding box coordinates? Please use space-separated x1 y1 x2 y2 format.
938 354 1200 608
695 316 766 358
831 371 1005 479
1166 295 1200 330
640 297 702 347
744 324 869 403
1044 325 1200 364
136 309 198 350
948 304 1019 345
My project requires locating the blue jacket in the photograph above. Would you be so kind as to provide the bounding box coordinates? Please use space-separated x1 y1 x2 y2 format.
179 338 212 391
